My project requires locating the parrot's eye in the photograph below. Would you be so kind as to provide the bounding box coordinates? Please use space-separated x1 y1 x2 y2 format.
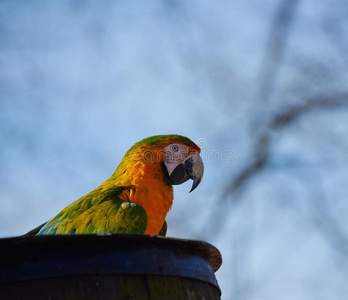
171 145 179 152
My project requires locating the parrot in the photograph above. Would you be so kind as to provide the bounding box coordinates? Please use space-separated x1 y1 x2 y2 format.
25 134 204 236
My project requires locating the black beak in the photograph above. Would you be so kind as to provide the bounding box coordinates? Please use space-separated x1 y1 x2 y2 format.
168 153 204 192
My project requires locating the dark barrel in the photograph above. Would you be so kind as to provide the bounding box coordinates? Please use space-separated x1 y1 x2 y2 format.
0 234 222 299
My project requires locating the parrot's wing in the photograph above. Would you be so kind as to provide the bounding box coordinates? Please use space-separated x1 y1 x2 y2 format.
36 187 148 235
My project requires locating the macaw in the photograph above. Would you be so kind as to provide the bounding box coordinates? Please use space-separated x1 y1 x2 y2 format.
25 135 204 236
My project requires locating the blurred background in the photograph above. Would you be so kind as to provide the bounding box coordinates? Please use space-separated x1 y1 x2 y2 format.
1 1 348 299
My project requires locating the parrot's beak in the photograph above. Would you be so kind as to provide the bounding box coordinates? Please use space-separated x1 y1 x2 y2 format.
166 153 204 192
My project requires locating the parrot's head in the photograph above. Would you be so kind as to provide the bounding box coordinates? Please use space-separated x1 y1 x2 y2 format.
123 135 204 192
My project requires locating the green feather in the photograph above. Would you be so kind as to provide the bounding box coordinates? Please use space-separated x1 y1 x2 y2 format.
131 134 196 148
37 187 148 235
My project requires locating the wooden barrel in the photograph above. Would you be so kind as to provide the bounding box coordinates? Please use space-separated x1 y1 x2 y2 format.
0 234 222 299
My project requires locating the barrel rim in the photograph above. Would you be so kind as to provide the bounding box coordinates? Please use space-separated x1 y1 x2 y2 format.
0 234 222 290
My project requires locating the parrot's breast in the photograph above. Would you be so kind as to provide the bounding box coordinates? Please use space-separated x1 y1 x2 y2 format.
117 160 173 235
135 187 172 235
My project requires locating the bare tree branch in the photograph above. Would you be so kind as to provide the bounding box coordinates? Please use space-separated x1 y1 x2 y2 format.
257 0 300 103
271 93 348 129
224 93 348 198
